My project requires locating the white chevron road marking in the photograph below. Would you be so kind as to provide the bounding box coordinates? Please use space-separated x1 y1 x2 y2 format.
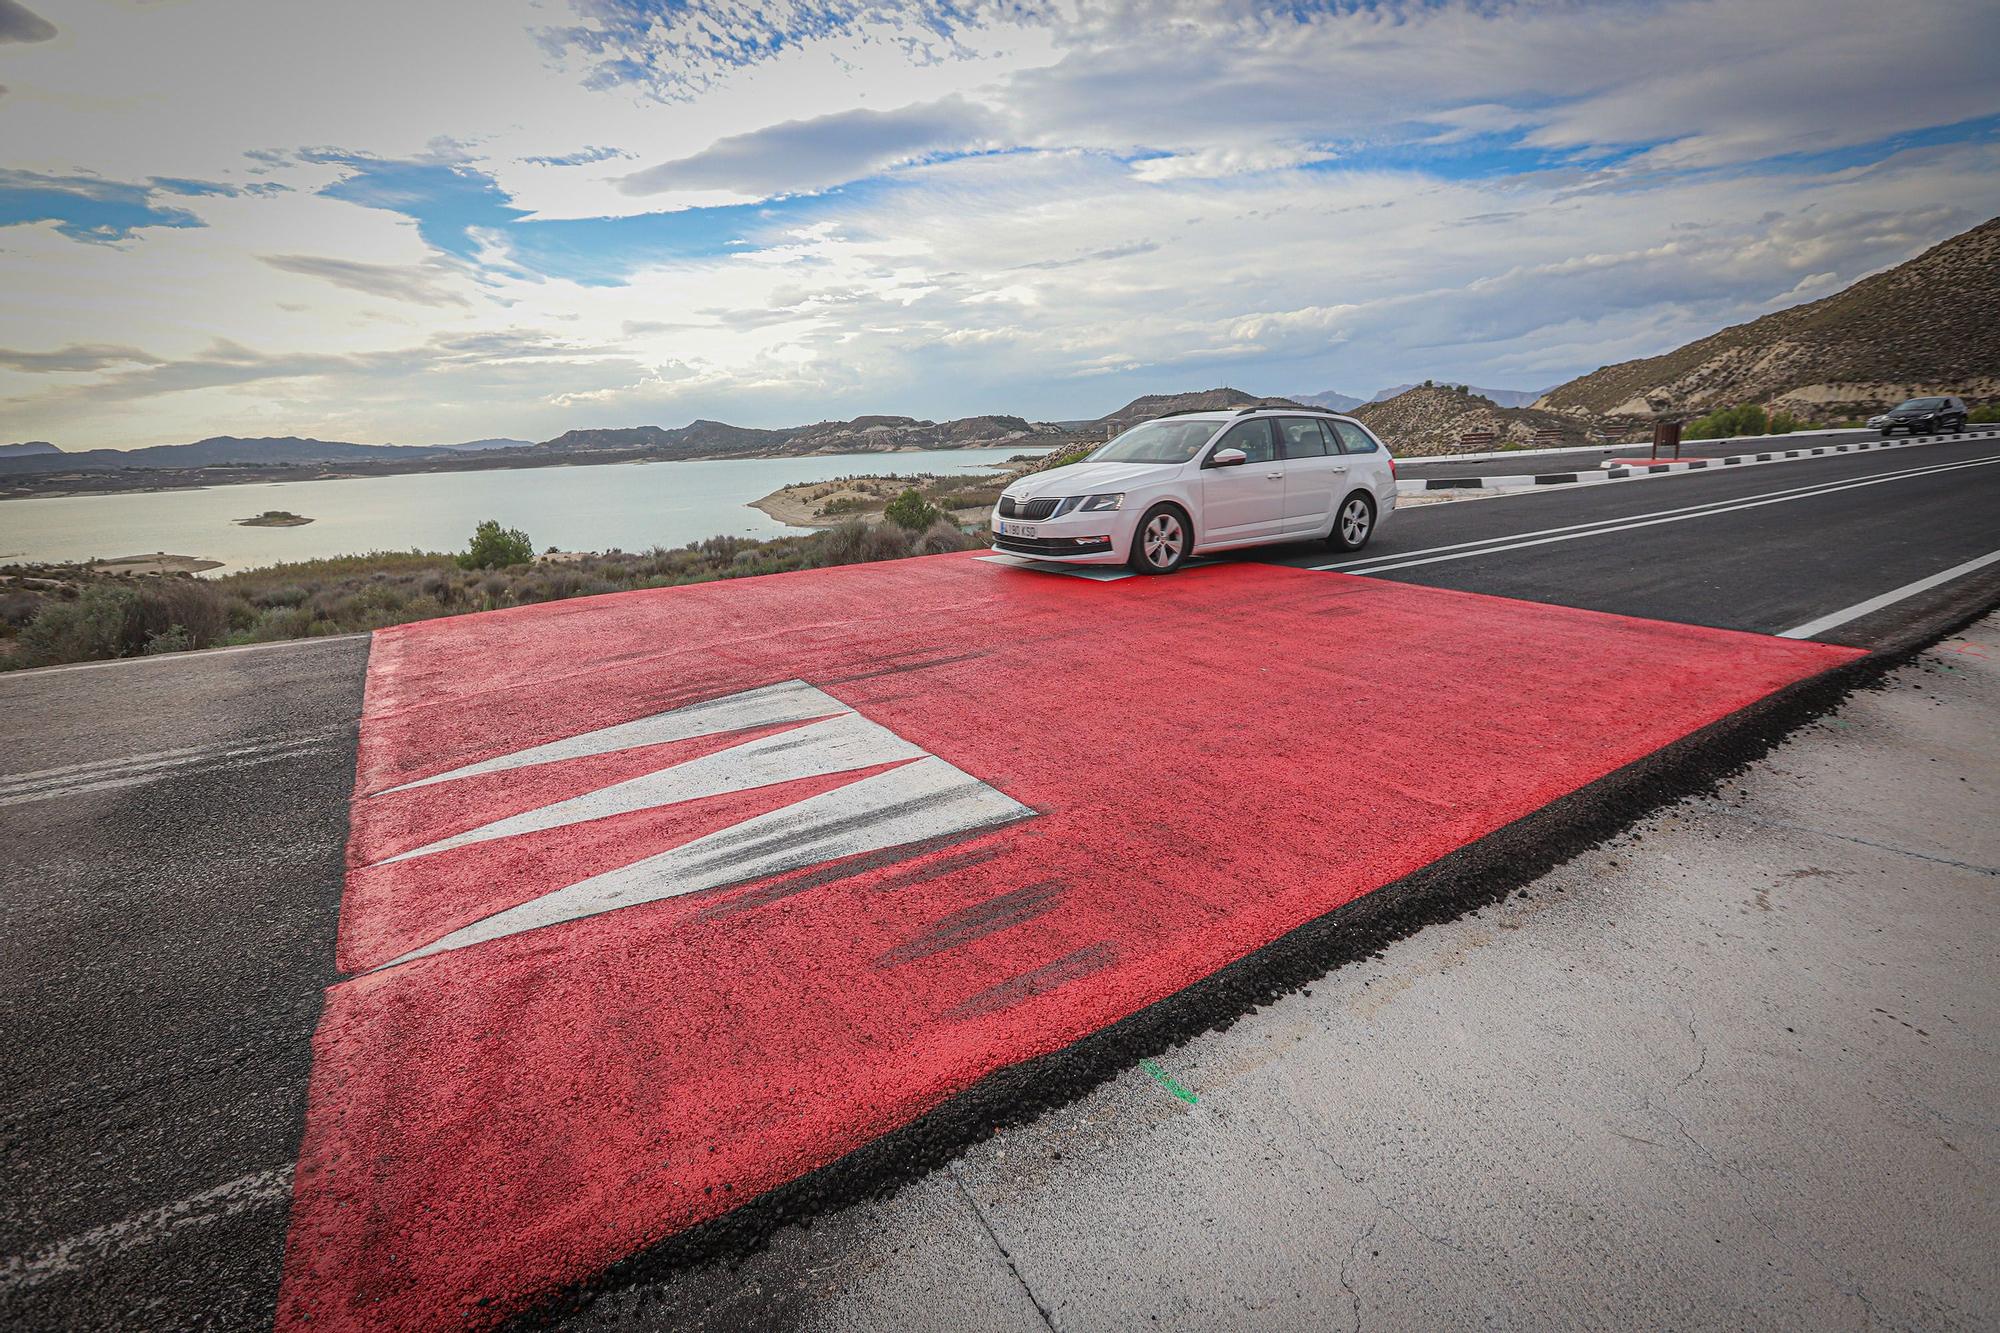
371 680 1035 969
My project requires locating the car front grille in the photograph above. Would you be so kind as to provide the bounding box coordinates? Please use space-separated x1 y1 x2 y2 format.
992 534 1112 557
998 495 1059 520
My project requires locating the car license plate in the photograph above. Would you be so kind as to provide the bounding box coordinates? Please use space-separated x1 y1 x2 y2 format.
1001 522 1036 537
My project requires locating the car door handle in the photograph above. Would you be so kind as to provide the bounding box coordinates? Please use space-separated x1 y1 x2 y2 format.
1330 463 1348 472
1265 471 1282 479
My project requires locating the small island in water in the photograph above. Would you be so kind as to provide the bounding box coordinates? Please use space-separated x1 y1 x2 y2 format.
237 510 313 527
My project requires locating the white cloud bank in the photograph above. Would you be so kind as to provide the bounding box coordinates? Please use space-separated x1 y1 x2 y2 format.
0 0 1995 448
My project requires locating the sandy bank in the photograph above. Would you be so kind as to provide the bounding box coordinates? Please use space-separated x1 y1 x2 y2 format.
88 553 225 575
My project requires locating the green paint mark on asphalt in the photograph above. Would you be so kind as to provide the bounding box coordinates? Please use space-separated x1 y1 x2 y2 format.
1141 1059 1198 1105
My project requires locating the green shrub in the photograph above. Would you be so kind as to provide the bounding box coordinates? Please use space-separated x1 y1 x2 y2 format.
1683 404 1769 440
914 518 975 556
0 590 42 629
883 488 940 531
813 520 873 567
15 585 140 665
143 624 196 655
13 578 227 666
457 519 534 570
1970 403 2000 424
130 579 227 648
1767 411 1808 435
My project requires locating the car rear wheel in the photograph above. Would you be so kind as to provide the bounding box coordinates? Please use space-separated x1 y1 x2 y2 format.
1129 504 1191 574
1326 493 1376 553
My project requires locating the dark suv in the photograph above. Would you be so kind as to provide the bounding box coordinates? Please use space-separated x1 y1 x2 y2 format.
1869 396 1968 436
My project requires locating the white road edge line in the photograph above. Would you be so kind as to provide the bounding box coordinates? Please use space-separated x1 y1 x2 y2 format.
0 1167 294 1291
0 631 371 679
1328 454 2000 576
1776 549 2000 641
1321 450 2000 572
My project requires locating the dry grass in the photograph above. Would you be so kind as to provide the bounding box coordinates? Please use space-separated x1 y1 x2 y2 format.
2 518 981 669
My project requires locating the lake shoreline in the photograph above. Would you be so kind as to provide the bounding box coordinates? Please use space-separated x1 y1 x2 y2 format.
1 447 1033 572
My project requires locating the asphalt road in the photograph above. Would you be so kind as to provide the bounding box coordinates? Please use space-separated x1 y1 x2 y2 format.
2 438 1996 1330
1258 434 2000 645
0 637 366 1331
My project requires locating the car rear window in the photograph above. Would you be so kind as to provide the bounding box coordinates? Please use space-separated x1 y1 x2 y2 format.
1275 418 1327 459
1331 421 1379 454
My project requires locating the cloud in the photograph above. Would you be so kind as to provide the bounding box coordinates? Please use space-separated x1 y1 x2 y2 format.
6 0 2000 450
262 253 469 306
539 0 1022 98
618 97 996 198
0 0 55 44
519 146 631 167
0 344 164 373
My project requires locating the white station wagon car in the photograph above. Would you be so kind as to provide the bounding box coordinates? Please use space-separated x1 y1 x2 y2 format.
990 408 1397 574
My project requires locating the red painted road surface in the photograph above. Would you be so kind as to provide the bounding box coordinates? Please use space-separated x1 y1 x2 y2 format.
279 553 1860 1329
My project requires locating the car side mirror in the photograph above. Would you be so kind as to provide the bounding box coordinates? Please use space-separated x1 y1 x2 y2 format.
1208 447 1248 468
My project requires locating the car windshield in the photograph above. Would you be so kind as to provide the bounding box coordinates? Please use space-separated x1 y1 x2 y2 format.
1895 398 1946 410
1088 419 1220 464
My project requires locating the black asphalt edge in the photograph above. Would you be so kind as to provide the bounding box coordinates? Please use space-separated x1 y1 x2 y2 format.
506 580 2000 1332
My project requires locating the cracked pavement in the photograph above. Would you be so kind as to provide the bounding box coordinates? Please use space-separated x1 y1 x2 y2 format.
561 615 1999 1331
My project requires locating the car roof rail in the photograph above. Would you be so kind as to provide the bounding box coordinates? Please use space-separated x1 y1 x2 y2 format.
1233 403 1346 417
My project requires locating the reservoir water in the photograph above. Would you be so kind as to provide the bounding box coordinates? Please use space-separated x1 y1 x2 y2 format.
0 448 1027 573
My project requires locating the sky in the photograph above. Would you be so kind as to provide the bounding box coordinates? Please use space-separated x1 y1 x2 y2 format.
1 0 1997 450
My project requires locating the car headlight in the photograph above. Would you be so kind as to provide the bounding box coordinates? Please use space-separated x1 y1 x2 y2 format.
1078 493 1123 512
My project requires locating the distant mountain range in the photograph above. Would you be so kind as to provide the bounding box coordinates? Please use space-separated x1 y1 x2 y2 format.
430 438 534 453
1290 389 1368 412
0 417 1065 480
1540 214 2000 421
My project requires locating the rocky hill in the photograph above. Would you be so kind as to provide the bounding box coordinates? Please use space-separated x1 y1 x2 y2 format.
0 441 60 458
1540 214 2000 422
1093 387 1307 433
536 413 1064 460
1353 385 1601 457
1372 383 1543 409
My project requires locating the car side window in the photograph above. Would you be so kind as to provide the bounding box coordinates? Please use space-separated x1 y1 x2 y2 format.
1276 418 1326 459
1214 419 1276 464
1332 421 1379 454
1316 420 1344 453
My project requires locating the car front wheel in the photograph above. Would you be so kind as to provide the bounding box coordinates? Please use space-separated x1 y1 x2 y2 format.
1327 493 1376 553
1128 503 1191 574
